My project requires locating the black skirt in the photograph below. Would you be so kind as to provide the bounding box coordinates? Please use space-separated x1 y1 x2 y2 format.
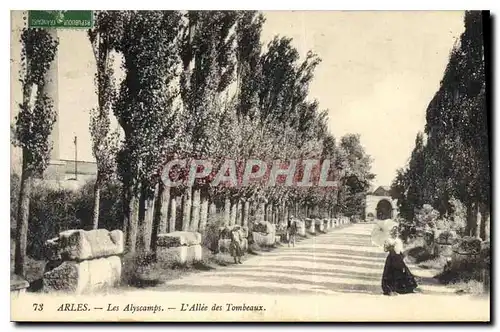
381 251 418 295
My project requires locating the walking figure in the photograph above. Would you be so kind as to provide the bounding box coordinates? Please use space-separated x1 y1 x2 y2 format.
381 226 421 295
287 216 297 247
230 227 244 264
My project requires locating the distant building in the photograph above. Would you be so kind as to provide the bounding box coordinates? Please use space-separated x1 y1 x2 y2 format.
365 186 398 221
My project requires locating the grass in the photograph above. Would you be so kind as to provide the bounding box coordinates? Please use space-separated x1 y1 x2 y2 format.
450 280 485 295
121 239 287 290
402 237 489 295
417 255 449 270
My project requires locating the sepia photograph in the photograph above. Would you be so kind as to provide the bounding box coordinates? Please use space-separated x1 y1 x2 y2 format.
9 9 491 322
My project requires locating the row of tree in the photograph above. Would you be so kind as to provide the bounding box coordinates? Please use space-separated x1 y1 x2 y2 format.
13 11 374 273
391 11 490 239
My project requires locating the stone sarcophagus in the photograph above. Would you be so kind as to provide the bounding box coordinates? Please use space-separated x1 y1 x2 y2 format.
42 229 124 294
217 225 249 253
305 218 315 234
156 231 202 265
315 219 325 233
251 221 276 246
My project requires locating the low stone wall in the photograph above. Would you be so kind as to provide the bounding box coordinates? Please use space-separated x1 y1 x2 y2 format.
157 231 202 264
42 229 124 294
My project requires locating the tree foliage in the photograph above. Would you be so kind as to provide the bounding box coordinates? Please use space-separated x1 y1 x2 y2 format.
391 11 489 238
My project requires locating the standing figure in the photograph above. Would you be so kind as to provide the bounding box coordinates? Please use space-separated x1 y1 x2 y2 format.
287 216 297 247
381 226 421 296
230 227 244 264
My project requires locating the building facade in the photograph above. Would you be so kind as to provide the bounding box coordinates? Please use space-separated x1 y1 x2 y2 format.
365 186 398 222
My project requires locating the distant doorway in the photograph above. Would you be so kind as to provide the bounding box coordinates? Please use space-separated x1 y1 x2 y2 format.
376 199 393 220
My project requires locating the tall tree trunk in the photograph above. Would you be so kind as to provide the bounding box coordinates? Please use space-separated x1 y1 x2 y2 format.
124 182 140 255
169 196 177 232
14 154 32 277
92 178 101 229
237 201 243 225
182 187 192 231
199 192 209 233
224 197 231 226
474 202 481 239
209 201 217 220
230 199 237 226
485 210 491 240
258 202 265 221
242 201 249 227
138 184 156 253
152 182 165 255
146 184 158 250
191 188 201 231
157 183 170 234
466 201 478 237
479 202 489 240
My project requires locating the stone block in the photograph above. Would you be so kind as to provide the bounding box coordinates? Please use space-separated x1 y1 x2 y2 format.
217 238 248 253
156 231 201 248
315 219 325 232
308 222 316 234
295 220 306 237
45 229 124 261
253 221 274 234
252 232 276 246
42 256 121 294
157 244 202 264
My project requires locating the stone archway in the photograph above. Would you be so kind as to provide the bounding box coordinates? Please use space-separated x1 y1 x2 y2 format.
376 199 393 220
365 187 398 222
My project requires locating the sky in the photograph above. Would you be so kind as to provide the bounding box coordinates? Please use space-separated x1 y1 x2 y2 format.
261 11 465 187
10 11 466 187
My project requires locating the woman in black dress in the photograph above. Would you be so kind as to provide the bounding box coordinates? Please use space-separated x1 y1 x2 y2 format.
381 227 420 296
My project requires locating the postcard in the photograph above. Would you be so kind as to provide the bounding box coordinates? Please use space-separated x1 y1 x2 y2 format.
10 10 490 322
